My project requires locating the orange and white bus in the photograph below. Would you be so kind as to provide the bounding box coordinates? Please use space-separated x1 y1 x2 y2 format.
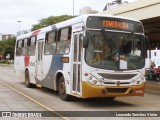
14 14 146 101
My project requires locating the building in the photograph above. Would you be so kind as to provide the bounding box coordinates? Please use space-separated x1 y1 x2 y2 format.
103 0 129 11
79 6 99 15
0 33 15 41
101 0 160 68
101 0 160 44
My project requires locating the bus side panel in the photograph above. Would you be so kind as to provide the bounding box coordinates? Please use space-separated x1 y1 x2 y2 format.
61 55 71 94
28 56 36 84
14 56 23 81
42 55 63 89
15 55 36 85
20 56 25 82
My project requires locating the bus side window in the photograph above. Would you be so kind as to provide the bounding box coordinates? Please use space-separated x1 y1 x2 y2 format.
16 40 22 56
22 38 28 56
44 31 56 55
56 27 71 54
28 36 36 56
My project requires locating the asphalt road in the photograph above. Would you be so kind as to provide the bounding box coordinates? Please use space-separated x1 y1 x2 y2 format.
0 64 160 120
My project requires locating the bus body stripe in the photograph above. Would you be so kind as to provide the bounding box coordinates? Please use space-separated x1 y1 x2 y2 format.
24 55 30 67
31 29 41 36
41 55 63 89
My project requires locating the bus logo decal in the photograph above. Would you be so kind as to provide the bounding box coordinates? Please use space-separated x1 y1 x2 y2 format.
116 81 121 86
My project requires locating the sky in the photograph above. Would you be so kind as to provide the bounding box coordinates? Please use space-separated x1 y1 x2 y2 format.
0 0 138 35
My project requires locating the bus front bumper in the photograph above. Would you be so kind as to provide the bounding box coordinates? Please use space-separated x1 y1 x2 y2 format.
81 81 145 98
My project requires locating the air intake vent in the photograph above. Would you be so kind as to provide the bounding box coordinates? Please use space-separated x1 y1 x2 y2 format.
106 88 128 93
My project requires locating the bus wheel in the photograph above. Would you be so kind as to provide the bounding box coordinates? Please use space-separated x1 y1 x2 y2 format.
25 70 32 88
58 76 71 101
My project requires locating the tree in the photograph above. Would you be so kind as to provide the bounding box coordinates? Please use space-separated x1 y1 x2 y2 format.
0 37 16 60
31 15 75 31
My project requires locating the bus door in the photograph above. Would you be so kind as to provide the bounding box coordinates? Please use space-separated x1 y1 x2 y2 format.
36 40 44 84
72 32 83 94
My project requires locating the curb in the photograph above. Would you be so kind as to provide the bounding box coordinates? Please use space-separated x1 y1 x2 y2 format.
0 64 14 67
145 80 160 91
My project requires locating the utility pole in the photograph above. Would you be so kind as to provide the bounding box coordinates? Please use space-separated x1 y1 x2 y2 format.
73 0 74 16
17 21 22 36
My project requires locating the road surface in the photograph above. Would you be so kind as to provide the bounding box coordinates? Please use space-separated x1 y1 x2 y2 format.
0 64 159 120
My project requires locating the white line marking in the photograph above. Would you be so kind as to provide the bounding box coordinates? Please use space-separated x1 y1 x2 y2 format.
0 80 70 120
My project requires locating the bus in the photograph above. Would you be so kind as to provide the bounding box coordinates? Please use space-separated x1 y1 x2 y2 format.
14 14 146 101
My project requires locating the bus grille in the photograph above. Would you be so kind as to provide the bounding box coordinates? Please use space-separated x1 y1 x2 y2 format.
99 73 136 80
103 82 130 85
106 88 128 93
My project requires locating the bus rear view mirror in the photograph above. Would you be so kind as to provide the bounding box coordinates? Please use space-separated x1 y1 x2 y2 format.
83 36 89 48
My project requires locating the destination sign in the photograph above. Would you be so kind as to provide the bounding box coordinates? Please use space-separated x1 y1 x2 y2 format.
102 20 129 29
86 16 143 33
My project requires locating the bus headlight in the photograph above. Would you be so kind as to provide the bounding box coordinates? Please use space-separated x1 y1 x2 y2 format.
92 80 97 85
139 76 145 83
89 76 93 80
131 79 136 84
140 76 145 81
100 78 105 82
85 73 101 85
89 79 100 85
133 76 145 85
136 80 140 84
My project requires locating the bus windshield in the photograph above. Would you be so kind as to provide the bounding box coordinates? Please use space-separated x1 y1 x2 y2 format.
85 30 145 71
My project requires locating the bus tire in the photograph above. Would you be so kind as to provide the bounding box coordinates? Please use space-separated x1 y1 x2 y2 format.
25 70 32 88
58 76 71 101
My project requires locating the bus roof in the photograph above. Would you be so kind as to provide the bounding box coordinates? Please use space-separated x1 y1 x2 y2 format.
16 14 141 40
